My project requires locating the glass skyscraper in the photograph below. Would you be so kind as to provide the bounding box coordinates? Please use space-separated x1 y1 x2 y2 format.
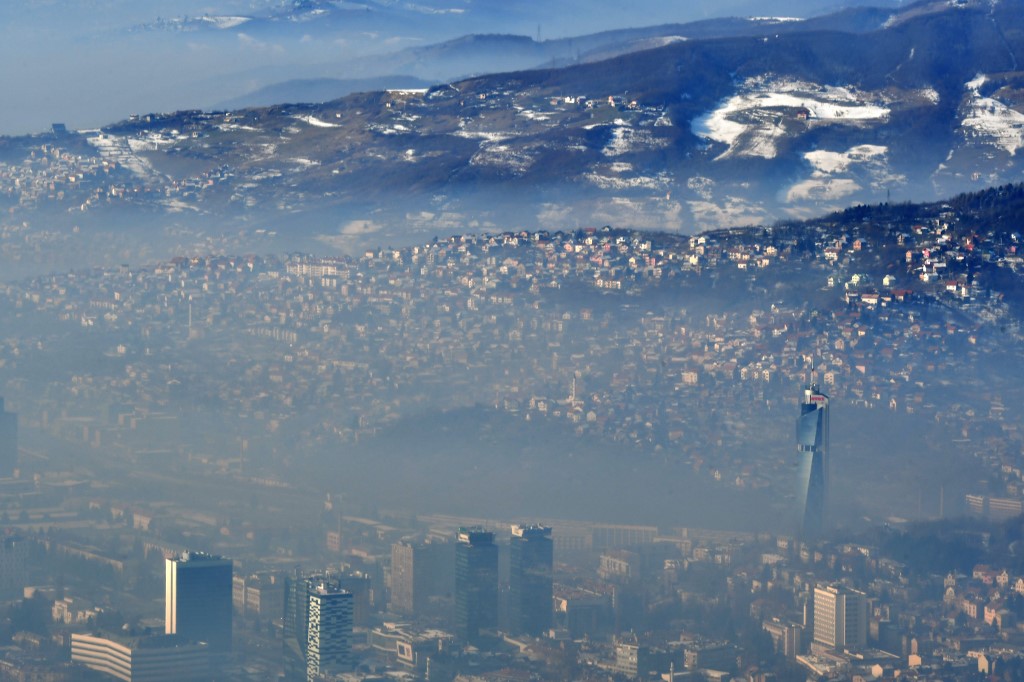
165 552 233 651
509 524 553 637
796 384 829 539
306 584 354 681
283 571 355 681
454 527 498 643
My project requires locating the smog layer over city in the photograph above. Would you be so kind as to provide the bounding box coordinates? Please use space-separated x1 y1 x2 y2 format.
3 1 1024 680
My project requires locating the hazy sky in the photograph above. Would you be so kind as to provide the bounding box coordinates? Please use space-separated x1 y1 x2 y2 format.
0 0 882 135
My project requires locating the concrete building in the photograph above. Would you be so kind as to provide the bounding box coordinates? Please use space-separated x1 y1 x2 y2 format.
165 552 232 651
233 571 285 620
610 640 656 679
763 618 802 658
390 538 451 616
70 633 209 681
454 527 498 643
508 524 553 636
813 584 867 651
0 532 28 600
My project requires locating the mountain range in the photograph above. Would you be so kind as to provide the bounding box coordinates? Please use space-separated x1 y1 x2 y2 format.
1 0 1023 272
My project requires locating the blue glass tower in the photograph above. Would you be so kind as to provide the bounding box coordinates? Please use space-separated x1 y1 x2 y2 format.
455 528 498 643
509 525 553 636
796 384 829 539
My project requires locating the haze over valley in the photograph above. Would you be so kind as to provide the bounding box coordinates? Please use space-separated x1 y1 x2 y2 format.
3 1 1024 680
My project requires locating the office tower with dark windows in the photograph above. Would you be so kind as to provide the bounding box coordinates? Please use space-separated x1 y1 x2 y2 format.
165 552 233 651
509 524 553 636
284 572 355 681
306 583 354 681
0 399 17 478
795 384 830 539
283 572 312 681
454 528 498 643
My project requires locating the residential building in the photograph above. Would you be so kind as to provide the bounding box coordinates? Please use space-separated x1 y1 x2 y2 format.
813 584 867 651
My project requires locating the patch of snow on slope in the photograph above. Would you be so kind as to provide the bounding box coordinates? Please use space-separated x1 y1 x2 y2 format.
584 171 671 191
691 77 892 160
688 198 767 229
295 115 340 128
603 125 668 156
961 74 1024 156
804 144 888 173
453 130 513 142
787 177 863 202
517 108 551 122
88 134 156 179
787 144 903 202
453 119 513 143
470 144 533 174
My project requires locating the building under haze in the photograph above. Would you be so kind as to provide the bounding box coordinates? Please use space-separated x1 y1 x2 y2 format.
306 583 354 681
71 632 210 681
284 572 356 681
508 524 553 636
0 398 17 478
813 584 867 652
390 537 452 617
454 527 498 643
165 551 233 651
796 384 830 539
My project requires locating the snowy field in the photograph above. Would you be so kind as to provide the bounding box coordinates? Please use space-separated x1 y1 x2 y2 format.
787 144 903 203
691 77 895 159
294 115 341 129
961 74 1024 156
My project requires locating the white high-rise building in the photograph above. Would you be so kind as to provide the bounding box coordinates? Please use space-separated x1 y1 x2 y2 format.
813 584 867 651
306 584 353 681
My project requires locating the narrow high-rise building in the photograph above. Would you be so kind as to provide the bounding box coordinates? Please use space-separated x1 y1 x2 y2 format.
0 399 17 478
454 528 498 643
283 572 356 682
283 572 313 682
796 384 829 539
165 552 233 651
306 583 354 681
813 584 867 651
509 524 553 637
